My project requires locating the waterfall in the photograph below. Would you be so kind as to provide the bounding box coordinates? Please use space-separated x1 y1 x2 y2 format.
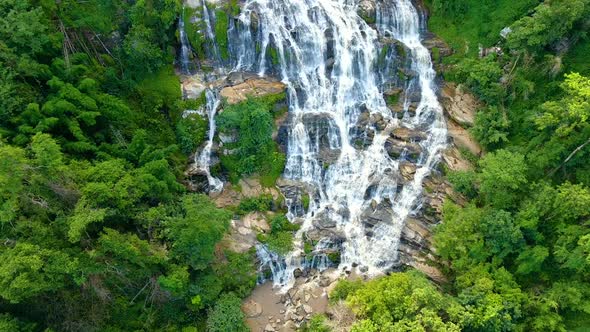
182 0 447 288
194 90 224 193
179 7 193 75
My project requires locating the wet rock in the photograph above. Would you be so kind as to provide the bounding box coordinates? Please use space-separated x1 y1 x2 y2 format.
220 78 286 104
293 268 303 278
225 71 258 86
392 127 427 141
399 162 417 181
358 0 377 24
385 137 422 159
242 300 263 318
312 208 337 229
361 199 393 228
302 113 342 165
441 83 478 126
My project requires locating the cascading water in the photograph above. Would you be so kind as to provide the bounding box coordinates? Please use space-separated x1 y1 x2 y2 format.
194 90 224 193
178 7 193 75
182 0 447 289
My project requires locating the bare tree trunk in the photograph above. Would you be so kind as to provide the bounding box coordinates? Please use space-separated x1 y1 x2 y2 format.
549 137 590 176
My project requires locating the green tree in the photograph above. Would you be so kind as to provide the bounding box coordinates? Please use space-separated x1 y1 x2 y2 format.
206 293 249 332
166 194 231 270
0 243 80 303
478 150 528 209
346 271 465 331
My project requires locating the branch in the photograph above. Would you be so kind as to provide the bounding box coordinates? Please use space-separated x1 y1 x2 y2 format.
549 137 590 176
130 279 151 304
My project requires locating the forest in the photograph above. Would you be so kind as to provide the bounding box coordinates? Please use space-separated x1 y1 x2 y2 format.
0 0 589 331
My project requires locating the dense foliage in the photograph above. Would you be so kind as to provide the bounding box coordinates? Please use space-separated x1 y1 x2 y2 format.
0 0 256 330
217 94 287 186
336 1 590 331
333 1 590 331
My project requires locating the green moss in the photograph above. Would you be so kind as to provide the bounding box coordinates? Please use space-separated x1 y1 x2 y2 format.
214 9 230 60
386 93 400 106
301 193 310 211
267 46 280 65
432 47 441 63
358 11 376 25
378 44 390 65
397 69 407 82
183 7 206 59
395 42 407 60
265 231 294 256
304 242 313 254
225 0 240 16
256 233 267 243
327 252 341 264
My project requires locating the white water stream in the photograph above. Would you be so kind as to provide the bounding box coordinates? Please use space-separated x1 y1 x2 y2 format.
182 0 447 288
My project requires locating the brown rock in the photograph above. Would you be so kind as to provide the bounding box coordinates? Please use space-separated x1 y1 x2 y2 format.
441 147 474 172
441 83 478 126
447 119 482 156
399 162 417 181
242 300 263 318
392 127 427 141
220 78 286 104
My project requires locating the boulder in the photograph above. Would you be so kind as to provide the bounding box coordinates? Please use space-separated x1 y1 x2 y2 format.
361 199 393 228
441 83 478 126
422 34 453 58
181 75 207 99
384 137 422 159
392 127 427 141
312 209 338 229
242 300 263 318
399 162 417 181
358 0 377 23
220 78 286 104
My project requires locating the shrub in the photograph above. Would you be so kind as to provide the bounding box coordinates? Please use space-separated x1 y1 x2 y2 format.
217 95 287 186
206 293 249 332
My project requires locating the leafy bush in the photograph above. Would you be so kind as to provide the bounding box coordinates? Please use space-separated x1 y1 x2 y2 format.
217 95 287 185
237 194 274 214
176 113 208 155
471 106 510 149
346 271 465 331
213 250 257 298
329 279 364 303
300 314 331 332
206 293 249 332
451 55 505 104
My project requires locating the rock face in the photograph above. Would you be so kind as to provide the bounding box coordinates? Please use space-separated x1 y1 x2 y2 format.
442 147 474 172
220 78 286 104
441 83 478 126
181 75 207 99
447 118 482 156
